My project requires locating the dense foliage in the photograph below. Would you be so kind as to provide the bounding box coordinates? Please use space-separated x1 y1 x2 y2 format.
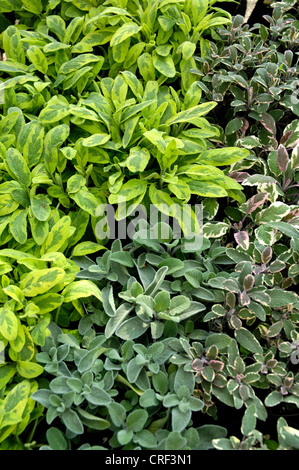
0 0 298 451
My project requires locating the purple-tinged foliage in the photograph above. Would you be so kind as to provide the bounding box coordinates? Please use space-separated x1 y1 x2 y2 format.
277 144 290 174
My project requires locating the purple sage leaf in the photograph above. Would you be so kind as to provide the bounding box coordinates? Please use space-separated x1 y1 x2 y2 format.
209 360 224 372
261 246 273 264
239 291 251 306
280 130 293 146
284 208 299 221
234 230 250 250
276 144 289 174
230 315 242 330
223 279 240 293
243 274 255 291
246 192 269 215
226 292 236 309
191 359 204 371
228 171 251 182
261 112 276 135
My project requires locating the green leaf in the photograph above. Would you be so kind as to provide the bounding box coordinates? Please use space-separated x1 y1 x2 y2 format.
46 15 66 42
241 404 257 436
199 147 249 166
46 428 68 451
9 209 28 244
21 0 42 15
0 193 19 217
0 365 17 391
117 428 134 445
77 408 110 431
171 407 191 433
27 46 48 74
109 179 147 204
62 280 102 302
212 438 234 450
19 267 65 297
225 118 243 135
31 314 51 346
169 180 191 200
155 44 173 57
126 147 151 173
9 186 30 208
166 102 217 125
0 306 18 341
19 122 45 168
121 100 155 123
0 380 31 428
0 111 20 136
154 291 170 312
177 41 196 60
116 316 149 340
139 389 159 409
203 222 230 238
135 429 157 448
187 179 228 198
29 218 49 246
268 289 298 308
0 60 28 73
110 23 141 47
85 385 112 406
152 52 176 78
174 368 195 395
138 52 155 81
264 391 283 407
255 202 290 223
143 128 166 153
267 321 283 338
81 133 111 147
61 409 84 435
197 425 227 450
3 285 24 304
72 242 107 257
255 225 276 246
148 184 200 236
43 124 70 173
108 402 127 427
59 53 102 74
169 296 191 316
41 215 73 254
164 431 187 450
126 409 148 432
162 138 179 169
235 328 263 354
105 303 134 339
265 222 299 239
280 426 299 450
205 333 232 351
184 269 202 288
39 97 70 124
31 194 51 222
5 148 31 187
110 251 134 267
78 344 107 373
16 361 44 378
67 174 86 193
158 258 184 275
112 38 131 63
70 187 100 216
